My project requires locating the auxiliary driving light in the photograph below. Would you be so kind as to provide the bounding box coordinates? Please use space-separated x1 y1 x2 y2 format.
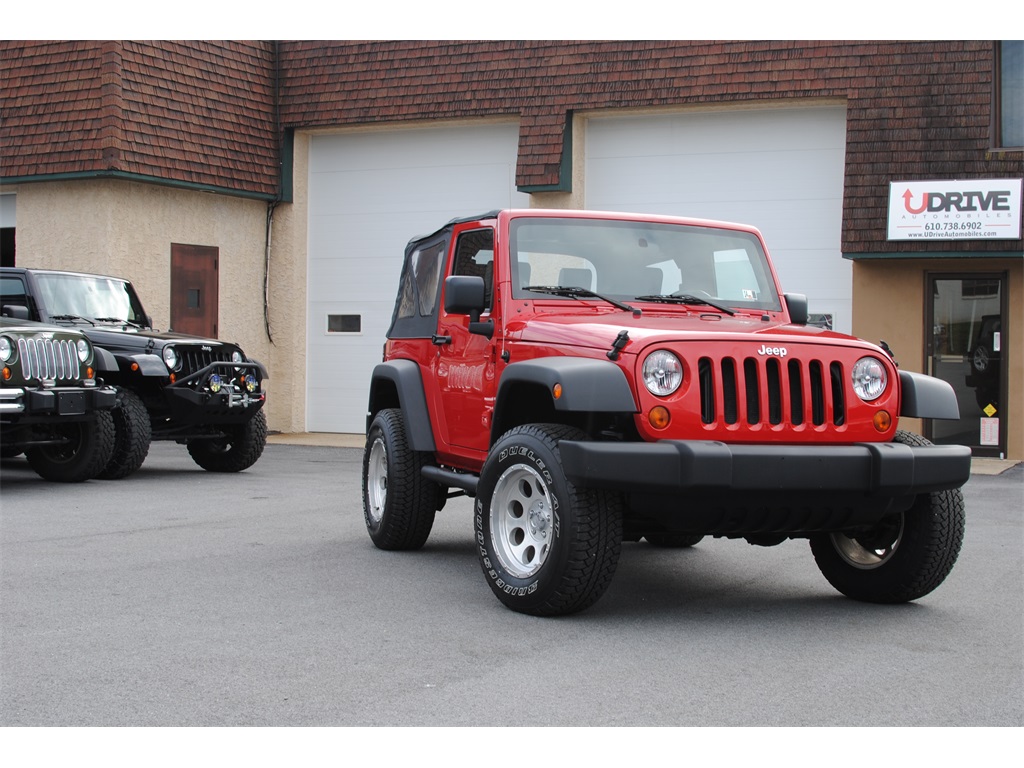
208 373 223 393
242 374 258 393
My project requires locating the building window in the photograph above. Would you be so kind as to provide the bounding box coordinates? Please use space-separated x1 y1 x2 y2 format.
996 41 1023 149
327 314 361 334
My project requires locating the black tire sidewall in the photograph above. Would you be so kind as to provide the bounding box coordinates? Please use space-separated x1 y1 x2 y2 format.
187 410 268 473
475 424 598 614
25 410 115 482
361 408 435 550
809 430 966 603
98 386 151 479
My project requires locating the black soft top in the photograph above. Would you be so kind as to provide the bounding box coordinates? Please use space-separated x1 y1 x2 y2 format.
405 210 500 250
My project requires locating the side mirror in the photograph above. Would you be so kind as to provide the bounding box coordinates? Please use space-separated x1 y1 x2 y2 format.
443 275 493 338
1 304 31 320
785 293 808 325
444 275 486 315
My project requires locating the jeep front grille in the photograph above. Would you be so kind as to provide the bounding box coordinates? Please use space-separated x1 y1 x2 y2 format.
17 337 82 381
178 348 233 377
699 356 845 427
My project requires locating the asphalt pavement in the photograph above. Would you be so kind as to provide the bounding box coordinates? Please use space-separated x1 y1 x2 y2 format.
1 439 1021 729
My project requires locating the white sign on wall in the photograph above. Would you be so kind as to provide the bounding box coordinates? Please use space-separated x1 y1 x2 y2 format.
887 179 1023 241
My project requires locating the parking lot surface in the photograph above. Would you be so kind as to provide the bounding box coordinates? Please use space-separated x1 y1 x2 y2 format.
1 442 1021 727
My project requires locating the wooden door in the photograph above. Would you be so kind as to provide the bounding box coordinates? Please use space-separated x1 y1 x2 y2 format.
171 244 219 338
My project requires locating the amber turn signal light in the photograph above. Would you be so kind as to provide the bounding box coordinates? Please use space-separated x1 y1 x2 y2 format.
873 410 892 432
648 406 671 429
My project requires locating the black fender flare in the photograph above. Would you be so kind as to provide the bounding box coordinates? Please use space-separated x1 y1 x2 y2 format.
118 352 170 377
899 370 960 419
367 359 435 452
496 356 638 415
92 346 119 374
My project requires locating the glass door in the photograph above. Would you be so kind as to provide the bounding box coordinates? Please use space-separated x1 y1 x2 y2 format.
925 273 1007 457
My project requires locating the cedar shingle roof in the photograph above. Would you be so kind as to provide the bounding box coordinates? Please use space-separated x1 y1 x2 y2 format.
1 40 279 198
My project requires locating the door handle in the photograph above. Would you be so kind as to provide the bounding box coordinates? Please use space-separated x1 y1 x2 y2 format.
432 334 452 346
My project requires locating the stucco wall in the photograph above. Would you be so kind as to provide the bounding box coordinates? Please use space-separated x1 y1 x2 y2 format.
852 258 1023 459
8 178 307 434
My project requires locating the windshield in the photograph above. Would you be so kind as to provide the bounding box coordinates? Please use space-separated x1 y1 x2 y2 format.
510 217 782 313
35 273 148 324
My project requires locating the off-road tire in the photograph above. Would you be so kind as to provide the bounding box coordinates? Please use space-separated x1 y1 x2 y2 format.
475 424 624 616
809 430 966 603
362 408 437 550
97 386 152 479
25 411 116 482
645 533 704 548
186 410 268 473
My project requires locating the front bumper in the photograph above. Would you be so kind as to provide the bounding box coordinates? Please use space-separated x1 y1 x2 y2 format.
560 440 972 497
163 361 266 424
0 384 117 421
560 439 971 536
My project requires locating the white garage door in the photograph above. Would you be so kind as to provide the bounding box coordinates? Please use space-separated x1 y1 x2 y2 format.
307 123 529 433
585 107 850 333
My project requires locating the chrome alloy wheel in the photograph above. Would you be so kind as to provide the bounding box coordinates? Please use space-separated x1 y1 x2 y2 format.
490 463 554 578
830 515 905 569
366 436 388 525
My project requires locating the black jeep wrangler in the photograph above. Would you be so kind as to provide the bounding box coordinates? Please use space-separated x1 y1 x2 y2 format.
1 268 268 478
1 317 117 481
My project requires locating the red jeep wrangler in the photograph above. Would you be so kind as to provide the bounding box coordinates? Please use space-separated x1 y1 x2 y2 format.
362 209 971 616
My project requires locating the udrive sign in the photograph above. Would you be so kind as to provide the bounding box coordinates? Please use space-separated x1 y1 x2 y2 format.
887 179 1023 241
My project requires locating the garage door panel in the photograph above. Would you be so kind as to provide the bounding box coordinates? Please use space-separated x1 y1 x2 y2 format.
307 261 404 304
588 149 842 206
588 109 846 157
312 164 516 215
586 107 849 334
312 125 523 172
307 124 528 432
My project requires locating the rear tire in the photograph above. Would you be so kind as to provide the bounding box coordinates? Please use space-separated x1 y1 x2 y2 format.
809 430 965 603
25 411 115 482
362 408 437 550
187 410 268 472
98 387 152 479
475 424 623 616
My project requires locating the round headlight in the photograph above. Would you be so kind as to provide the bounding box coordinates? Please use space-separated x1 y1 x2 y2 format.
642 350 683 397
162 346 178 370
0 336 14 363
76 338 91 363
231 350 244 364
852 356 887 401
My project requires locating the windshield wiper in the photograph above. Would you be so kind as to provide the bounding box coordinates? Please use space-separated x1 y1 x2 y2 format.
49 314 96 325
633 290 736 316
524 285 640 316
94 316 143 328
